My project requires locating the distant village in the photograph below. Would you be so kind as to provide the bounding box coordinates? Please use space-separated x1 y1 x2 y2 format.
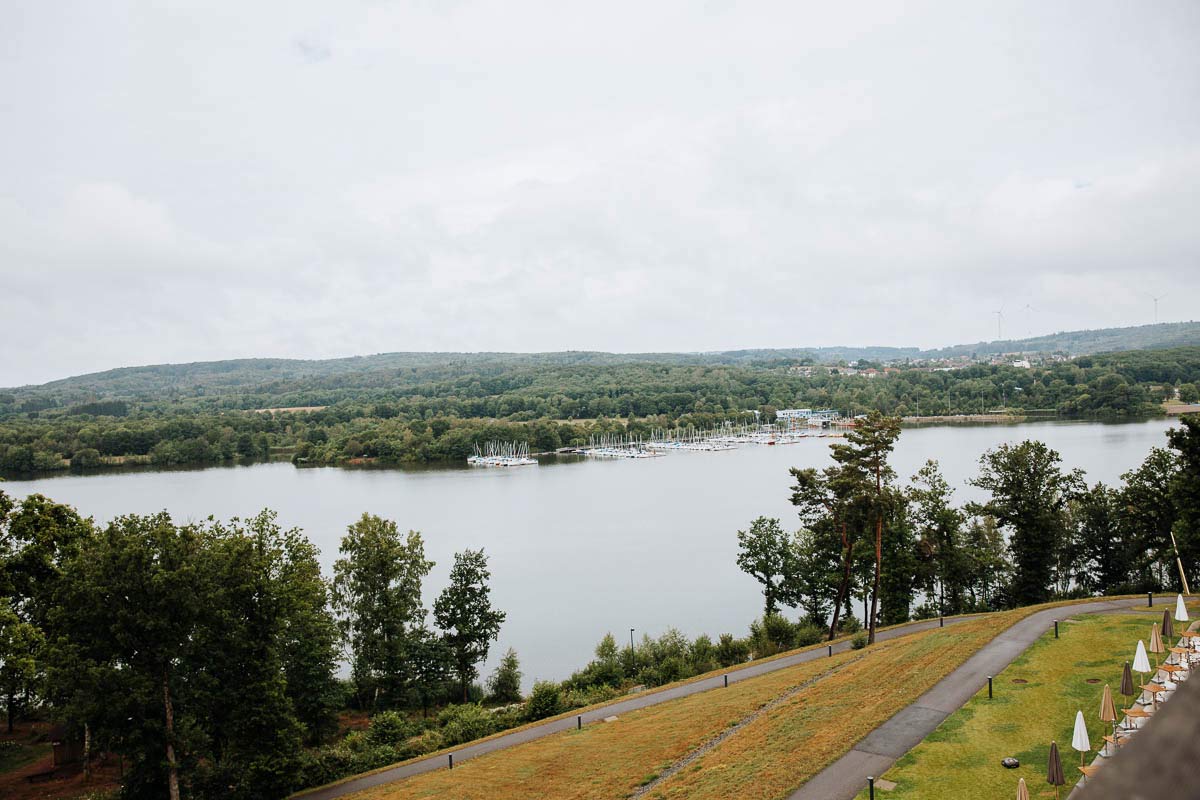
788 351 1073 378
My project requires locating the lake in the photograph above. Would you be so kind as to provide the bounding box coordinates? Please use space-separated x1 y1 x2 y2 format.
2 418 1179 687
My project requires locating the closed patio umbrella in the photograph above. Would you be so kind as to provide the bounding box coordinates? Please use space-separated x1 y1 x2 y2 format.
1047 740 1065 800
1150 623 1164 669
1017 777 1029 800
1176 594 1189 623
1134 640 1151 688
1099 684 1117 753
1162 608 1174 641
1120 661 1135 711
1072 710 1091 767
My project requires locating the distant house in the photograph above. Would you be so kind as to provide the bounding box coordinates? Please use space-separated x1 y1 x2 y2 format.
1011 359 1032 369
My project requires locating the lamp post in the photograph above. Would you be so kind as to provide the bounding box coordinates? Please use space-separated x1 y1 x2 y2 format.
629 628 635 670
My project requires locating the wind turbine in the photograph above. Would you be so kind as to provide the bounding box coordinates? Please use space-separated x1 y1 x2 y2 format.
1148 294 1162 324
993 304 1005 341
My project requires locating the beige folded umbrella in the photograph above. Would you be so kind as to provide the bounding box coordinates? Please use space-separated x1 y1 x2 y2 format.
1017 777 1029 800
1150 623 1164 668
1099 684 1117 752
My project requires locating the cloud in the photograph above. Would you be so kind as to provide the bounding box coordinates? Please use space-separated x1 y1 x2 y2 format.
1 1 1199 385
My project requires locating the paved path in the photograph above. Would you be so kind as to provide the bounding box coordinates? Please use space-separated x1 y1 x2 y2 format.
299 596 1188 800
295 615 970 800
787 597 1194 800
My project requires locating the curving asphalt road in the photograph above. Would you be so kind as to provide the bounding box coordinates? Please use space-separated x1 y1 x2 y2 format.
297 595 1190 800
294 615 973 800
787 596 1196 800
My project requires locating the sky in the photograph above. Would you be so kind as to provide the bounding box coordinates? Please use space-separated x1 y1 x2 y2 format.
2 1 1199 387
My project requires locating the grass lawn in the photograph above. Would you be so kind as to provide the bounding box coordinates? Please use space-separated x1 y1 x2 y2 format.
640 612 1029 800
346 602 1104 800
853 610 1190 800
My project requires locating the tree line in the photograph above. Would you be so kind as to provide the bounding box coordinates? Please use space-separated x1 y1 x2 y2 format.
3 346 1200 475
738 414 1200 638
0 499 506 798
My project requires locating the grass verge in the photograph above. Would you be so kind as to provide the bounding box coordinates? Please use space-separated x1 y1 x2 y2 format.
853 605 1198 800
343 598 1139 800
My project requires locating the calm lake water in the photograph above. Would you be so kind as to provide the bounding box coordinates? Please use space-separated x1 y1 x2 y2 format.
3 419 1179 687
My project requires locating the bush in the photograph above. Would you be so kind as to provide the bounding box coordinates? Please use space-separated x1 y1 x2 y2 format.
562 684 621 709
437 703 498 746
524 680 563 721
838 615 862 634
487 648 523 703
715 633 751 667
793 622 824 647
367 710 418 746
850 631 868 650
70 448 102 468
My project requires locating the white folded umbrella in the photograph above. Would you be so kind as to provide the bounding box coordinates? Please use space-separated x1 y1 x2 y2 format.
1072 709 1091 755
1133 640 1152 674
1177 594 1190 623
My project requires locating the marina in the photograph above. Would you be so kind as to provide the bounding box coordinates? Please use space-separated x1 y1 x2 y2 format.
467 441 538 467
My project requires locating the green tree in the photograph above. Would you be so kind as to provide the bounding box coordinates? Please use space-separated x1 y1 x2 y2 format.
970 441 1083 605
405 627 454 716
53 513 204 800
332 514 434 710
735 517 798 616
1118 446 1180 588
790 461 870 640
1071 483 1130 594
1167 415 1200 590
487 647 523 703
1 492 93 627
791 527 838 627
962 516 1008 609
0 606 42 733
909 460 968 615
433 549 506 702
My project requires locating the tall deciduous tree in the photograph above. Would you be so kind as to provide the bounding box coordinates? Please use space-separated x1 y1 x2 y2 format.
1167 415 1200 591
1071 483 1130 594
962 516 1008 610
1118 446 1180 588
55 513 204 800
332 514 433 709
970 441 1084 605
433 549 506 702
910 460 968 616
735 517 798 616
0 606 41 733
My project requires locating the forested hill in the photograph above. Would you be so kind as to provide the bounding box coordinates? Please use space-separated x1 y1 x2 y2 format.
4 322 1199 405
921 321 1200 359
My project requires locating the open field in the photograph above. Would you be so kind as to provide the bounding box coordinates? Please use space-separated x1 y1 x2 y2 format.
851 608 1197 800
342 602 1110 800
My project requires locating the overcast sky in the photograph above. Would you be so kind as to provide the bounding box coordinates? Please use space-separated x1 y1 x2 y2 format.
3 1 1199 386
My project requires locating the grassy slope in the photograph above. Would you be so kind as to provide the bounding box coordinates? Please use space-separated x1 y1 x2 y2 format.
345 602 1107 800
853 603 1198 800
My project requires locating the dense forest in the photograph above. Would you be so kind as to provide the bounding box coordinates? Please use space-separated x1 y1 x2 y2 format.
1 416 1197 799
2 342 1200 475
